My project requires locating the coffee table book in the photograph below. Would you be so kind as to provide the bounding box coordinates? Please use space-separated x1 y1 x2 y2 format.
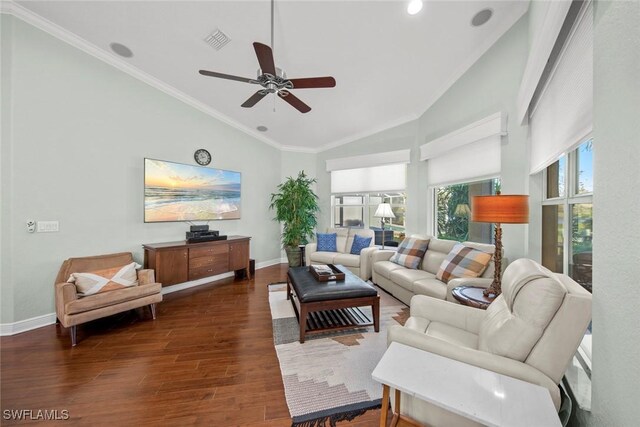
309 264 345 282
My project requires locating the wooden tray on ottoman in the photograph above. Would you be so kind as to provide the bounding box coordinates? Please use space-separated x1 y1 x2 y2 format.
308 264 345 282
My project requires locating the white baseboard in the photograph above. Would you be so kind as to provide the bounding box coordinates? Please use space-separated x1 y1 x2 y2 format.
257 258 284 269
0 312 57 336
161 272 235 295
0 260 286 335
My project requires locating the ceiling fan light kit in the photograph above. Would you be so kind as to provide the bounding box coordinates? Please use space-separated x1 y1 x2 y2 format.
198 0 335 113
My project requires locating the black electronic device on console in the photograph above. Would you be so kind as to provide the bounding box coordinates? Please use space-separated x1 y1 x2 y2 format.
186 226 227 243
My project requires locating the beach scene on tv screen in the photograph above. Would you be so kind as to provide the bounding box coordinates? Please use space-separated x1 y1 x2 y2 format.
144 159 241 222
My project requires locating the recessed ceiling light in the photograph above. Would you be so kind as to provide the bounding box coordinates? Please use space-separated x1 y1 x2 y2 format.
407 0 423 15
257 126 268 132
110 42 133 58
471 9 493 27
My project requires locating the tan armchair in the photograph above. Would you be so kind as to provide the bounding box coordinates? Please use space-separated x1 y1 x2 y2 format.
55 252 163 346
387 258 592 426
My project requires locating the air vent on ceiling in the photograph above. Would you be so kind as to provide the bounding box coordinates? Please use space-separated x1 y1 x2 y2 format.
203 29 231 50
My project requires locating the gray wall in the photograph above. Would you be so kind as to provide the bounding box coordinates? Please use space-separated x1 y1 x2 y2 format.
316 16 530 260
583 1 640 425
0 16 282 323
1 16 14 323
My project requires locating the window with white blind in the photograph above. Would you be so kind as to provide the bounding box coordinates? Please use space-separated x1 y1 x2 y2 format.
529 1 594 391
529 2 593 174
328 150 409 243
420 112 504 187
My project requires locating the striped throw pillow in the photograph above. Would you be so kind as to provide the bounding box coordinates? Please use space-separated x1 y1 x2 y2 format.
390 237 430 269
436 243 492 283
69 262 140 297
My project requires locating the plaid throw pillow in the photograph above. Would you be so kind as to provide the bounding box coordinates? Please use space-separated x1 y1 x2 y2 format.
390 237 430 269
436 243 492 283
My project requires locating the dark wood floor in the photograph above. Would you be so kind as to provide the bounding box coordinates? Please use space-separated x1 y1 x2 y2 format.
0 264 382 426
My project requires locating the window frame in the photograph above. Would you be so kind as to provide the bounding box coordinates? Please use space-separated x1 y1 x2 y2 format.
542 138 593 277
331 192 407 233
429 176 501 242
542 137 593 372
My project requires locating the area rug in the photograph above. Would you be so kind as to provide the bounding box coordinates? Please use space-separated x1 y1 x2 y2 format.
268 282 408 427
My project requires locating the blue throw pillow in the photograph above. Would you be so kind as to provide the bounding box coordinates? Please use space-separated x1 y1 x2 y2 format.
350 234 373 255
317 233 337 252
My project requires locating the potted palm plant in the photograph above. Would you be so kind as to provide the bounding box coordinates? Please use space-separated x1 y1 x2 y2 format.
269 171 320 267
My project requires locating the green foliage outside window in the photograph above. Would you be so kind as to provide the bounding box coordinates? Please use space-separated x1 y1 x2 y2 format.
437 184 470 241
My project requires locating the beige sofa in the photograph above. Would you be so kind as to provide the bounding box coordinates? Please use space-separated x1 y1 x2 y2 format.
387 258 592 426
372 235 495 305
305 228 376 280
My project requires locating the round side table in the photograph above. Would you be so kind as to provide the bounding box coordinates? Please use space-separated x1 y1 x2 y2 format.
451 286 495 310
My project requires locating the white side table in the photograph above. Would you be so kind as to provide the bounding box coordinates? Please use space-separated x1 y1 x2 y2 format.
371 342 561 427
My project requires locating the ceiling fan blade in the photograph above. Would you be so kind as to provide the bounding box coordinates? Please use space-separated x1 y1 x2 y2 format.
241 91 267 108
199 70 256 84
278 91 311 113
253 42 277 76
288 77 336 89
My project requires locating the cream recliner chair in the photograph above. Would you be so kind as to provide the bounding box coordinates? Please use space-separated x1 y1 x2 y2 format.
387 258 592 426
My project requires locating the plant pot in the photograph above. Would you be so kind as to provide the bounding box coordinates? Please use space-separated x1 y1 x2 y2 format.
284 246 302 267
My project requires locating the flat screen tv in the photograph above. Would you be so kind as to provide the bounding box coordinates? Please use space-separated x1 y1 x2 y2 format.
144 158 241 222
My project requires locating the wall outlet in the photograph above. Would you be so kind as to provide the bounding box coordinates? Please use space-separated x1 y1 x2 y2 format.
37 221 59 233
26 220 36 233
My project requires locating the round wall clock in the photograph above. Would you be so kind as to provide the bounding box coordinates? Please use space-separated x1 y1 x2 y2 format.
194 149 212 166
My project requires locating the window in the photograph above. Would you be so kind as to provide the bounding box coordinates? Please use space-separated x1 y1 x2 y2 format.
434 178 500 243
331 192 406 242
542 139 593 292
542 139 593 373
333 195 365 228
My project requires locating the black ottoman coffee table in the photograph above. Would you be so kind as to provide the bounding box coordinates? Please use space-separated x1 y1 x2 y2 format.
287 265 380 343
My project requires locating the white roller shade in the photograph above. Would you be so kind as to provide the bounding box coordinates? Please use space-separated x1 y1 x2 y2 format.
326 149 410 172
420 112 504 186
426 137 501 186
529 2 593 174
331 164 407 193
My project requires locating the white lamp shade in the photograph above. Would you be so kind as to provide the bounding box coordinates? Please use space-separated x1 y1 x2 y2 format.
374 203 396 219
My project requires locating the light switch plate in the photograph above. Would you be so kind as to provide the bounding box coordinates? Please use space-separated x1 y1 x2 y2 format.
37 221 59 233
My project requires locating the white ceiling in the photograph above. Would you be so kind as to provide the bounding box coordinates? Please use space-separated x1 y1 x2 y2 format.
12 1 528 152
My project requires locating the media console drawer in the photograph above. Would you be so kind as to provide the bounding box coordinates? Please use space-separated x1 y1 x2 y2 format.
143 236 251 286
190 245 228 259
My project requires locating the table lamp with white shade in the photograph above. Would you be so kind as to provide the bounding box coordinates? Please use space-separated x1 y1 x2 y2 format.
374 203 396 249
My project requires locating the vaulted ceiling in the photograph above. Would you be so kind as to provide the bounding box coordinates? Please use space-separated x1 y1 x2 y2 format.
13 1 529 152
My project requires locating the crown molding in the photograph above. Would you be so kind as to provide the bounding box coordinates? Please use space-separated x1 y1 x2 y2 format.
279 145 320 154
1 1 284 151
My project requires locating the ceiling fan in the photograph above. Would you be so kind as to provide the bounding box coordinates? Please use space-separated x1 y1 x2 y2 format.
198 1 335 113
